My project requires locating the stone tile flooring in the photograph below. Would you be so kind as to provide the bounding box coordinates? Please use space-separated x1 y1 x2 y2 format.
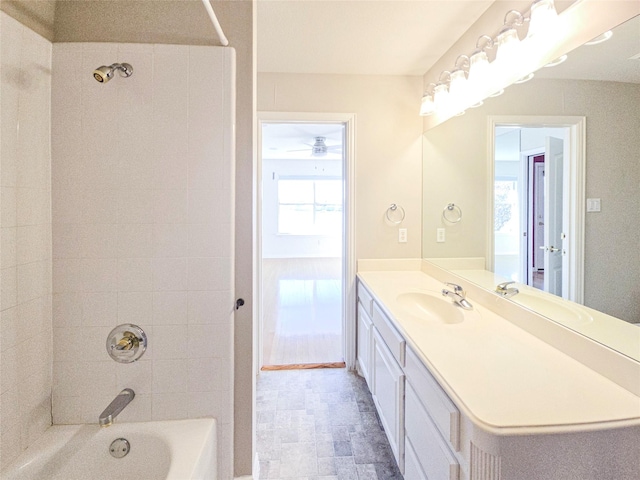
256 368 403 480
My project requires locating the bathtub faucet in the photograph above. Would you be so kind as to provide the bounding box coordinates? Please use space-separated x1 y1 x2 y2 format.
99 388 135 427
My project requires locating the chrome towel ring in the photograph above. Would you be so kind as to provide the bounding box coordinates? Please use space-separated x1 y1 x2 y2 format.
442 203 462 223
386 204 405 224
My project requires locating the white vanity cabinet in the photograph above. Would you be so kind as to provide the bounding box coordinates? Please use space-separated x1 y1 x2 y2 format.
356 271 640 480
356 283 374 386
357 282 406 472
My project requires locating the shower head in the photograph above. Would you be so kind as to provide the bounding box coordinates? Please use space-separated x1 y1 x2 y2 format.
93 63 133 83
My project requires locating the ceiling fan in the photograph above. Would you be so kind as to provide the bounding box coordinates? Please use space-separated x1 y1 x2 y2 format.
288 136 342 157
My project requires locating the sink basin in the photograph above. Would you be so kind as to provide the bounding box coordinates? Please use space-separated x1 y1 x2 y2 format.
513 292 593 327
396 291 476 324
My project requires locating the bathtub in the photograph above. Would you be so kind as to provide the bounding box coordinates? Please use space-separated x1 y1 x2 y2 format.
0 418 216 480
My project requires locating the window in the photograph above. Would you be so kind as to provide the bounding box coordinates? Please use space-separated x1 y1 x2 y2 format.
278 178 343 235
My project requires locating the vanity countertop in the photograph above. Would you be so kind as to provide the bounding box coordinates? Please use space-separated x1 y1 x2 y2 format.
357 269 640 435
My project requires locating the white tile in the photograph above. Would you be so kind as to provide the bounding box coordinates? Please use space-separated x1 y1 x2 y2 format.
188 290 233 325
188 390 231 422
0 306 19 351
52 224 80 259
80 189 119 224
82 292 118 327
17 297 46 340
52 188 84 224
117 189 154 224
53 360 115 397
16 187 40 226
1 187 17 227
1 346 19 394
117 258 153 292
188 257 232 291
52 292 83 327
152 258 187 291
80 258 118 292
77 223 119 259
187 357 217 392
115 360 153 394
187 324 220 359
53 258 83 293
153 189 188 224
152 224 188 258
117 291 152 325
0 388 20 429
1 267 18 310
16 225 43 265
117 224 153 258
152 291 188 325
1 227 17 269
152 325 188 359
152 392 189 421
17 261 46 304
152 359 187 393
188 223 232 258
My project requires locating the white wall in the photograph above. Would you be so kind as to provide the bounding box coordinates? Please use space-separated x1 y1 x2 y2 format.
262 158 342 258
258 73 424 260
0 12 53 469
51 43 235 479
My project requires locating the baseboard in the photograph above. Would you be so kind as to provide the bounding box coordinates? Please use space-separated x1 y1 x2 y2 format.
261 362 346 371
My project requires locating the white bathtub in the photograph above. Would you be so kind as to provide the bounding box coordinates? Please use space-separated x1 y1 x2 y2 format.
0 419 216 480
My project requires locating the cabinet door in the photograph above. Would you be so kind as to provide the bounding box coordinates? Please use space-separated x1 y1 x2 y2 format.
357 302 373 386
372 328 405 473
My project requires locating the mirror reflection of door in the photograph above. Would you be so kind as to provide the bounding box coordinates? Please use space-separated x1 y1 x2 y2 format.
494 126 569 297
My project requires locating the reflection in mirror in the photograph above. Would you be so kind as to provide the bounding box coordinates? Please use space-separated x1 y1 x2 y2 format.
422 16 640 361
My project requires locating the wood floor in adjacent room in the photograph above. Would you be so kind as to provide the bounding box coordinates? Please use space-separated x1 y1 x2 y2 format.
262 258 343 367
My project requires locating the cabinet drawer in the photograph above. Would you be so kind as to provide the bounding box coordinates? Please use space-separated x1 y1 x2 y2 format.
357 281 374 316
406 347 460 451
404 436 428 480
406 382 459 480
372 303 405 366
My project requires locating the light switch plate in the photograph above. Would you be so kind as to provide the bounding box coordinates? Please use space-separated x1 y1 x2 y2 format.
398 228 407 243
586 198 601 212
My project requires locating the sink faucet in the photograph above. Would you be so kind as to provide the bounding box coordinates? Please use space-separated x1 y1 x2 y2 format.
442 282 473 310
99 388 135 427
495 281 519 298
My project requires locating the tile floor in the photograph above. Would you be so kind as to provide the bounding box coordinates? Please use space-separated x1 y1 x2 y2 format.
256 368 403 480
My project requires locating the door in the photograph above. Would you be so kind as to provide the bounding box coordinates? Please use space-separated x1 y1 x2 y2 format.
543 137 564 296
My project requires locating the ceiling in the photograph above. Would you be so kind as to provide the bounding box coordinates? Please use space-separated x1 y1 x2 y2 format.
257 0 496 76
261 123 345 160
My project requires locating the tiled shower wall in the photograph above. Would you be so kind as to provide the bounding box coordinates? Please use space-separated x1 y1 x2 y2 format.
0 12 53 469
51 43 235 479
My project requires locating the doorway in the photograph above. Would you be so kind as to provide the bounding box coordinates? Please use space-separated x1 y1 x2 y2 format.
259 120 348 368
490 116 586 303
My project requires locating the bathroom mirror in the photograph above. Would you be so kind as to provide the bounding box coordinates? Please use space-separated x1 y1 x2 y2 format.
422 15 640 361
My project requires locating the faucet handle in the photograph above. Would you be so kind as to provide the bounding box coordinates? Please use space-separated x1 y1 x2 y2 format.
444 282 465 295
496 281 515 290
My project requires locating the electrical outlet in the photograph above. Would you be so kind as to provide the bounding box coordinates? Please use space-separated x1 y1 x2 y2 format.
398 228 407 243
586 198 601 212
437 228 445 243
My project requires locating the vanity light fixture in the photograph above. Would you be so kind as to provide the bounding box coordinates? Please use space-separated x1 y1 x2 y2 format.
544 54 568 67
419 0 562 120
514 72 535 83
584 30 613 45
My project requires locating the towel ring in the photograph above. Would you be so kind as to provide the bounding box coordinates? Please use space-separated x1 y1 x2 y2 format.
442 203 462 223
386 204 405 224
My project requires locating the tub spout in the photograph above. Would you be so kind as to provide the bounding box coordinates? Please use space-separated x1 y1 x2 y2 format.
99 388 135 427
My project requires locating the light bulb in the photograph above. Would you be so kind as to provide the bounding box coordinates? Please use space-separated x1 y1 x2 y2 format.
433 83 450 112
419 94 435 116
468 49 490 99
527 0 559 38
495 25 521 64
